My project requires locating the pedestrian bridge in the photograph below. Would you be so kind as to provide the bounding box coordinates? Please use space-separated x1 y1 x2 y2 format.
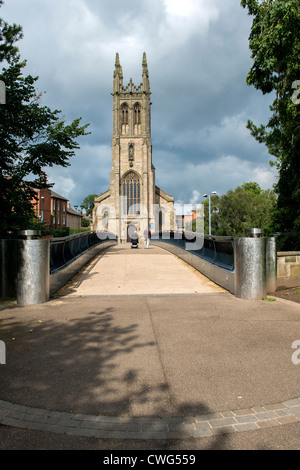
49 230 235 299
58 243 227 298
0 229 277 304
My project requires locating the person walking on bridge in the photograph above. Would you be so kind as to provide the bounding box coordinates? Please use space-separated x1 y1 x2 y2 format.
143 226 151 249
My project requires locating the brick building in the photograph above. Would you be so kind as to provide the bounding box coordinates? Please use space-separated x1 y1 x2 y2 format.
67 205 83 229
33 188 82 230
50 190 68 229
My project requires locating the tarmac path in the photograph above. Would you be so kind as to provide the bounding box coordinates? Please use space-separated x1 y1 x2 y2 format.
0 243 300 450
61 244 227 297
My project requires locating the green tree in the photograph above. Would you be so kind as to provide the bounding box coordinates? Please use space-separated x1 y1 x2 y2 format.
81 194 98 216
241 181 261 196
81 217 91 227
0 0 22 63
0 2 90 237
241 0 300 247
212 183 276 237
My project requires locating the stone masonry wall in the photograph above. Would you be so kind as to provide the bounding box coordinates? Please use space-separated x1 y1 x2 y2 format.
277 252 300 289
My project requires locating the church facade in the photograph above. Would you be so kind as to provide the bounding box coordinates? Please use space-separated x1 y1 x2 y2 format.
92 53 174 243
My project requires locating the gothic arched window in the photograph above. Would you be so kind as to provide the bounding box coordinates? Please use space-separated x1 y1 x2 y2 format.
133 103 141 134
121 103 129 134
122 171 140 215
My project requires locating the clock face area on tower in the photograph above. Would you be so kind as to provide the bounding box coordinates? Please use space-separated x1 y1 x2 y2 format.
93 53 174 242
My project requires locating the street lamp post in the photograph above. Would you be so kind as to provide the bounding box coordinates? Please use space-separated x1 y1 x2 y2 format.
41 196 44 222
203 191 217 236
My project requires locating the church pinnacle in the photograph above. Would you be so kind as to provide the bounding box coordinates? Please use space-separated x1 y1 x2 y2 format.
142 52 148 77
113 52 123 93
142 52 150 93
113 52 150 94
114 52 123 78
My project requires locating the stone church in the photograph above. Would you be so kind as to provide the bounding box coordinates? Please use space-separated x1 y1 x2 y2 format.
92 53 174 242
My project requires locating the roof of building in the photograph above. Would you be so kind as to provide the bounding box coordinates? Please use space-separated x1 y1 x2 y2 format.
50 190 68 201
67 207 83 217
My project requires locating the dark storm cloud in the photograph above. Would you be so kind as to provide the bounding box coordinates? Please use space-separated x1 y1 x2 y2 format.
1 0 277 207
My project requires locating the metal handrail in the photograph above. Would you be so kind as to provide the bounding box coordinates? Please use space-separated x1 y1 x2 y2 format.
49 231 117 274
154 231 235 271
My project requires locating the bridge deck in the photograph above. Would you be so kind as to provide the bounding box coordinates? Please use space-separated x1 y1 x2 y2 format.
1 244 300 447
59 243 227 297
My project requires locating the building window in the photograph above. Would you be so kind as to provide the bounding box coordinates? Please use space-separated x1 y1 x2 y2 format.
57 200 60 211
133 103 141 134
63 203 66 212
122 171 140 215
52 199 56 212
63 215 66 226
121 103 129 134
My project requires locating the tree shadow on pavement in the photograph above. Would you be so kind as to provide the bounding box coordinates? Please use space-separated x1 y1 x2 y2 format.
0 301 228 450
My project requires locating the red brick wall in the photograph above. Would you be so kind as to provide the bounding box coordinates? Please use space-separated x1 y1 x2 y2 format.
32 188 52 226
51 197 68 229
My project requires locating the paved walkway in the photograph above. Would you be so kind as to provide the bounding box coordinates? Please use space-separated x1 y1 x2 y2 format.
61 244 226 297
0 397 299 440
0 244 300 448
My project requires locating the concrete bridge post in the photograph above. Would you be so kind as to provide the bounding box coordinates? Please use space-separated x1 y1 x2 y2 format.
234 236 266 299
16 231 50 305
266 237 277 294
234 229 277 299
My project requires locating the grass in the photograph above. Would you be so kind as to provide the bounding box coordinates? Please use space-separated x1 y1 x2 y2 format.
262 297 276 302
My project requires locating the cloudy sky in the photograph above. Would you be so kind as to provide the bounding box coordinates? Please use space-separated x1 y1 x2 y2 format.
1 0 277 210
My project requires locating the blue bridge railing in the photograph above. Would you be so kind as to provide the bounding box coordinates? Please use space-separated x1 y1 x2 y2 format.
155 231 235 272
50 231 117 274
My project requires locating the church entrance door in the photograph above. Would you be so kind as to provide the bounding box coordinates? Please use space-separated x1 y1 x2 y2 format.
127 223 138 242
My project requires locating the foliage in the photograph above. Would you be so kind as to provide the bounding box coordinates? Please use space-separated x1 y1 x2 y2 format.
49 227 71 238
27 218 50 237
275 231 300 251
0 0 22 63
81 217 91 227
49 227 90 238
241 0 300 244
0 2 90 237
198 182 276 237
215 183 276 236
69 227 90 235
81 194 98 216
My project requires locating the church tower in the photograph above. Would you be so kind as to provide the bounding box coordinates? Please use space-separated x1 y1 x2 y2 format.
93 53 174 242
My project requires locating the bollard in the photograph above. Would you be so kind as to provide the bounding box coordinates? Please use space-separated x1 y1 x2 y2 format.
266 237 277 293
234 236 267 299
16 231 50 305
